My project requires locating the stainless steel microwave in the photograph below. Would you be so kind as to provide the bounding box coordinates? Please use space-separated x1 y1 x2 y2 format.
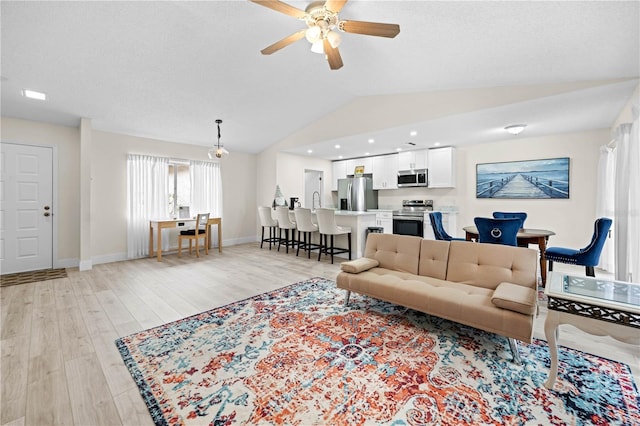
397 169 428 187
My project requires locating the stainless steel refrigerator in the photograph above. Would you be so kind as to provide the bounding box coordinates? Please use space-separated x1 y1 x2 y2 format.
337 176 378 211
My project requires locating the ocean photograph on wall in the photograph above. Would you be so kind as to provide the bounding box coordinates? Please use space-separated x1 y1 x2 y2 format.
476 157 570 199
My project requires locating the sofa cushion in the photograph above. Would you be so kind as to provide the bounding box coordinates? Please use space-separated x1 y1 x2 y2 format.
445 241 538 290
491 282 537 315
418 239 450 279
341 258 380 273
364 233 422 275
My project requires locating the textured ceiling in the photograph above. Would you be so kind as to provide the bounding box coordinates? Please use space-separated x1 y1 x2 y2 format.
1 1 638 159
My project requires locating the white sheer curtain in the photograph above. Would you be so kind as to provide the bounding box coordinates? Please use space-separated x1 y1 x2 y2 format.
595 144 616 271
629 107 640 282
127 154 170 258
613 112 639 282
190 160 223 244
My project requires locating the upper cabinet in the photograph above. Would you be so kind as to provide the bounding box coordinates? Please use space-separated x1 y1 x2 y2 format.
371 154 398 190
331 157 375 191
397 149 428 171
346 157 373 176
331 160 347 191
428 147 456 188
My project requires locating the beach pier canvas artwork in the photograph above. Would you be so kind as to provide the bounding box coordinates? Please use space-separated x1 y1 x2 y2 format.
476 157 570 199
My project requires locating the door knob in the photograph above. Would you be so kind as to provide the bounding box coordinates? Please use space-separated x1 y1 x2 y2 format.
44 212 51 217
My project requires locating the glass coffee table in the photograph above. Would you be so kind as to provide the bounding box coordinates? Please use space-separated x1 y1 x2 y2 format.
544 272 640 389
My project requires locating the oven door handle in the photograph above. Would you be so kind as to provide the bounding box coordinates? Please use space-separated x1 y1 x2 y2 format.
393 216 424 222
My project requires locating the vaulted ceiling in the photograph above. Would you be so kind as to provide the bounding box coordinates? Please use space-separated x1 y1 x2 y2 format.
1 1 638 159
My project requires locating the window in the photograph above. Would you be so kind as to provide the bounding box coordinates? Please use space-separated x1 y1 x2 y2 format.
168 161 191 218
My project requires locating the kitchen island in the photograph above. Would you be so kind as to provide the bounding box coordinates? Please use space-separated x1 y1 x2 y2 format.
333 210 377 259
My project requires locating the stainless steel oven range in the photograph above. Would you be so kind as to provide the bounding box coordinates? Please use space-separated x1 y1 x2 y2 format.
392 200 433 237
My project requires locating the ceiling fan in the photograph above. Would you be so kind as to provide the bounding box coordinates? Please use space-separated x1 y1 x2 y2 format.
250 0 400 70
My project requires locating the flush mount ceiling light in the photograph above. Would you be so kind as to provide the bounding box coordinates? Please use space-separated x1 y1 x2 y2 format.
504 124 527 135
22 89 47 100
250 0 400 70
208 119 229 159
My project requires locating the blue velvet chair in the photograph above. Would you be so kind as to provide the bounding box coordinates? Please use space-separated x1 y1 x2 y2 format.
545 217 612 277
429 212 465 241
474 217 521 246
492 211 528 229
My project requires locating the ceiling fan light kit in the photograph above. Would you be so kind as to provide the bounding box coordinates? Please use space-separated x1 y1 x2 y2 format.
250 0 400 70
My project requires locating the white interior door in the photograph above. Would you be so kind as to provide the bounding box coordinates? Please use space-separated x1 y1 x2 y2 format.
0 142 53 274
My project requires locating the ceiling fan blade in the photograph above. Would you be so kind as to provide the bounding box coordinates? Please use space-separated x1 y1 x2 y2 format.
323 39 343 70
260 29 306 55
340 20 400 38
324 0 348 13
249 0 307 19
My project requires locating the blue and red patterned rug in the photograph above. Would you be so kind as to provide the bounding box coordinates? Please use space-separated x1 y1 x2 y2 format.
116 277 639 425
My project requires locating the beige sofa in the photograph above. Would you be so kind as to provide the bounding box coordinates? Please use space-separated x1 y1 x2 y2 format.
336 233 539 363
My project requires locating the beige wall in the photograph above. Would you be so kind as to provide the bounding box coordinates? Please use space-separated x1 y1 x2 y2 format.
1 117 81 261
1 117 258 267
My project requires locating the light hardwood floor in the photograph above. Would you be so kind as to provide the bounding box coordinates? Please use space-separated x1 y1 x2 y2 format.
1 243 638 425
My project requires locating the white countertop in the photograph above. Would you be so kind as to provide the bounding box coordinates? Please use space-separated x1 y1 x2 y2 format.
334 210 377 216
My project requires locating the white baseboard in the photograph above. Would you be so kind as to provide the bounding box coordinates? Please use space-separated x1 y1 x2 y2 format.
78 259 93 271
54 237 258 270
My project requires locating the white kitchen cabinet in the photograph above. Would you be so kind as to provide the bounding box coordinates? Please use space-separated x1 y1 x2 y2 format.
428 147 456 188
397 149 427 171
333 157 375 191
332 160 347 191
371 154 398 190
346 157 373 176
423 211 458 240
375 211 393 234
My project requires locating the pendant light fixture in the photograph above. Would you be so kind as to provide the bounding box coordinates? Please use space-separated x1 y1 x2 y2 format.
208 119 229 159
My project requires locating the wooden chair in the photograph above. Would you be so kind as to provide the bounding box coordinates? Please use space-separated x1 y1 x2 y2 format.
178 213 210 258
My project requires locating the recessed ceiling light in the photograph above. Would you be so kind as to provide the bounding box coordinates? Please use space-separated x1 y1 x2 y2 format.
396 148 402 152
368 138 374 144
434 142 441 147
307 149 313 154
338 155 343 159
504 124 527 135
334 144 341 149
410 131 417 136
365 152 370 156
22 89 47 100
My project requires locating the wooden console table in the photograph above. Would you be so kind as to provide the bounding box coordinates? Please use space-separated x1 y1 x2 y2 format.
149 217 222 261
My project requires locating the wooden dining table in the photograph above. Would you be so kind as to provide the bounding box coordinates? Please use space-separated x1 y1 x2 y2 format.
463 226 556 285
149 217 222 261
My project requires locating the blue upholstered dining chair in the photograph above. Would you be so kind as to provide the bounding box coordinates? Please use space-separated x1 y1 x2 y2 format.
473 217 521 246
545 217 612 277
492 211 527 229
429 212 465 241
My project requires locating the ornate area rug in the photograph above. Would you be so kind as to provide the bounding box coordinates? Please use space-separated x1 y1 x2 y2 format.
0 268 67 287
116 277 639 425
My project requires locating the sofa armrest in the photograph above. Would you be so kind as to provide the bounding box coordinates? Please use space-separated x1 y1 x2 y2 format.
491 282 537 315
340 258 380 274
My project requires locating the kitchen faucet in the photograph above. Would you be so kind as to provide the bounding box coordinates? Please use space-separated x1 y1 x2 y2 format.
312 191 321 210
